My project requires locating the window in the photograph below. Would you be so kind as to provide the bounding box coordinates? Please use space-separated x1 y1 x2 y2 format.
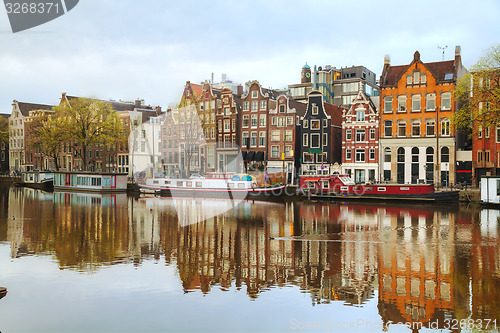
414 72 420 84
323 119 328 128
279 104 285 113
478 125 483 139
285 145 292 157
397 147 405 162
355 149 365 162
251 101 258 111
224 107 230 116
398 95 407 112
346 149 351 160
303 119 308 128
441 92 451 110
218 120 222 132
271 146 279 158
426 94 435 111
251 90 258 98
303 153 313 162
485 126 490 138
259 131 265 147
369 128 376 140
303 133 308 146
356 110 365 121
384 96 393 113
251 115 258 127
384 120 392 137
441 119 450 136
271 117 277 126
211 128 215 139
441 147 449 162
242 132 249 147
426 147 434 163
259 114 266 127
426 119 435 136
421 74 427 84
478 151 483 162
411 147 419 162
260 100 267 110
355 129 365 142
406 75 412 85
224 119 230 132
322 133 328 146
271 130 280 141
287 116 294 126
369 148 375 160
397 121 406 137
311 134 320 148
278 117 285 127
346 129 352 140
497 127 500 143
312 105 318 115
412 120 420 136
384 147 391 162
412 94 421 112
311 120 320 129
317 153 327 163
285 130 293 142
243 101 249 111
250 132 257 147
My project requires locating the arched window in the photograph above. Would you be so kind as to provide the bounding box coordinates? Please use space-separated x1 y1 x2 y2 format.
441 147 449 162
426 147 434 163
411 147 419 162
384 147 391 162
397 147 405 162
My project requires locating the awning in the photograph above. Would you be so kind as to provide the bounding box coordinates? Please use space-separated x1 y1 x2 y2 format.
304 178 321 182
255 151 265 161
308 148 322 154
245 151 255 161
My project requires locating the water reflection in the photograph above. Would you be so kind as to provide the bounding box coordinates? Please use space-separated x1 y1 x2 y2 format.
0 187 499 332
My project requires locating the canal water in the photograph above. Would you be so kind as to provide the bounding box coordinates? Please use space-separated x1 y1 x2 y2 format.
0 187 498 333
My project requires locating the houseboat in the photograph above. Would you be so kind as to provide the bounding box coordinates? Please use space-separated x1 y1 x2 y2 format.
139 173 286 200
53 171 128 193
480 176 500 206
300 174 459 202
18 171 54 190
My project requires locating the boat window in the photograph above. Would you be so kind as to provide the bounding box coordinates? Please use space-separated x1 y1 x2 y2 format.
340 186 348 191
186 181 192 187
228 183 235 188
353 186 361 191
378 187 386 191
153 180 159 184
322 181 329 189
365 187 373 191
307 182 316 189
165 181 171 185
401 187 410 190
177 181 183 187
238 183 245 188
196 182 202 187
232 175 240 181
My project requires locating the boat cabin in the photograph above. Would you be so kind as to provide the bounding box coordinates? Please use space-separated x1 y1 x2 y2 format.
53 172 128 192
480 176 500 204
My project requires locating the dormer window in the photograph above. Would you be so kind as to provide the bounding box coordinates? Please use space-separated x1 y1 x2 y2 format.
279 105 285 113
251 90 258 98
312 104 318 115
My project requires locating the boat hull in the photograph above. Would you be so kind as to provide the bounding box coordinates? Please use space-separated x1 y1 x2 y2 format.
305 190 460 202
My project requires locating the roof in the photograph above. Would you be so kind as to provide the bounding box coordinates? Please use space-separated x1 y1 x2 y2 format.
302 63 310 69
64 95 153 112
381 59 456 87
324 102 343 126
16 102 54 116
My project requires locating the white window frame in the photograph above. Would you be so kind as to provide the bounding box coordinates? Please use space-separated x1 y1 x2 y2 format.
346 129 352 141
412 94 421 112
310 133 320 148
303 133 308 146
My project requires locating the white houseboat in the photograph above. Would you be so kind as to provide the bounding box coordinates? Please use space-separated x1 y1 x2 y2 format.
53 172 128 193
480 176 500 206
19 171 54 190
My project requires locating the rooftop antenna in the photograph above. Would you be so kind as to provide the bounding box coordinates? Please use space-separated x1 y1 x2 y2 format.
438 45 448 61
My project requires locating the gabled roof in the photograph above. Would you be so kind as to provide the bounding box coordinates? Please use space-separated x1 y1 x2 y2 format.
324 102 343 127
16 101 54 116
64 95 154 112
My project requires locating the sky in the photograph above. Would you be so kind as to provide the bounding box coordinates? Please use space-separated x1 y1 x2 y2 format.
0 0 499 113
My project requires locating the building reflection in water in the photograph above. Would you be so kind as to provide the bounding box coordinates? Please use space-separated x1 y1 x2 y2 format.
0 187 498 330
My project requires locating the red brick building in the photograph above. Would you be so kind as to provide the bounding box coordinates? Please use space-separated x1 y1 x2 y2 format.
341 82 380 182
216 87 241 172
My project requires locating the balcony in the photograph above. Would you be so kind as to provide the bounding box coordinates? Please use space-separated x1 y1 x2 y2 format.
473 161 495 169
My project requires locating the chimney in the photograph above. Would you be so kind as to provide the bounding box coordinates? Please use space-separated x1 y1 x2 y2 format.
384 54 390 65
455 45 461 57
237 85 243 96
135 99 141 108
155 106 162 115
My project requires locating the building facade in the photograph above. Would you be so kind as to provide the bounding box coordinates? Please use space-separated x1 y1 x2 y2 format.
216 87 241 173
341 82 380 182
379 47 467 185
298 91 343 176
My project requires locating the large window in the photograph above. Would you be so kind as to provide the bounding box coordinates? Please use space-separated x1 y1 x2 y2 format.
426 94 435 111
251 115 258 127
441 147 449 162
384 147 391 162
412 94 421 112
441 119 451 136
355 129 366 142
356 110 365 122
370 128 376 140
260 100 267 110
384 96 393 113
346 129 352 140
397 121 406 137
279 104 285 113
242 132 249 147
287 116 294 126
271 146 279 158
259 114 266 127
355 149 365 162
411 120 420 136
251 101 258 111
311 120 320 129
250 132 257 147
271 130 280 141
398 95 407 112
346 149 351 160
317 153 327 163
426 119 435 136
441 92 451 110
384 120 392 137
303 133 308 146
285 130 293 142
243 101 249 111
369 149 375 160
259 131 265 147
311 134 320 148
303 153 314 163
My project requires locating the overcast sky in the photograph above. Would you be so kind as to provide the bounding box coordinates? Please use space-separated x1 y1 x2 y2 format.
1 0 499 113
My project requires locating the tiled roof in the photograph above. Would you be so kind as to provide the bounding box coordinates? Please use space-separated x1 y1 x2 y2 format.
17 102 54 116
426 60 455 82
381 60 456 87
324 102 344 126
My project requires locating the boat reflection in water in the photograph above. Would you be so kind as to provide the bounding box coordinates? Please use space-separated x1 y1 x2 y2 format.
0 186 499 332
